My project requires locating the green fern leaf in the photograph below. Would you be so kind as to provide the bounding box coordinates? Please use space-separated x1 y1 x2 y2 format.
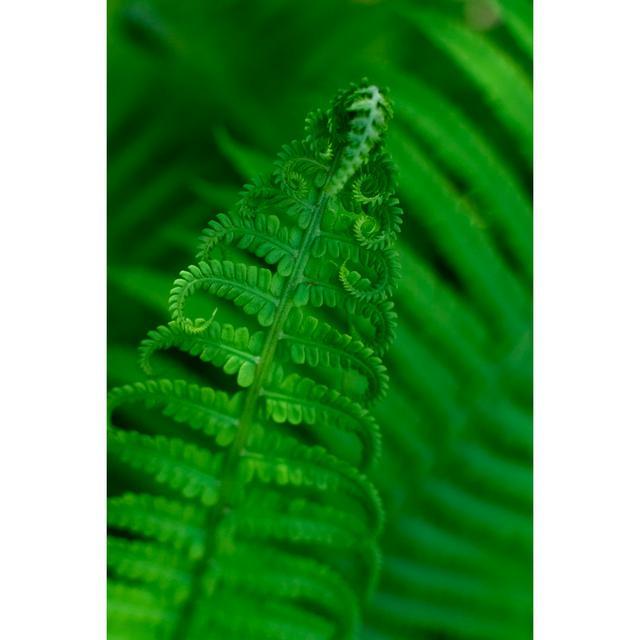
108 81 403 640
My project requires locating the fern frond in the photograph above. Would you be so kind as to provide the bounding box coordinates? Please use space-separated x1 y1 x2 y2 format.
107 537 192 600
196 212 302 276
338 248 401 304
108 82 402 639
327 84 393 196
262 371 381 469
280 308 389 400
139 322 263 387
169 260 283 330
107 427 223 506
215 542 360 635
108 493 206 559
242 425 384 533
108 580 177 639
201 593 334 640
108 379 241 442
230 489 374 556
404 6 532 161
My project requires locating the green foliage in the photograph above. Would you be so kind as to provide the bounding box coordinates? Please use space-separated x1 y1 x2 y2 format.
108 0 533 638
108 83 402 639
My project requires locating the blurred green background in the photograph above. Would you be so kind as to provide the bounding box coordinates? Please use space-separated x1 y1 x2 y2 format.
108 0 532 638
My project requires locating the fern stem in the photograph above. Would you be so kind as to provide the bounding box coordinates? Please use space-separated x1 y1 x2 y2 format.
171 188 333 639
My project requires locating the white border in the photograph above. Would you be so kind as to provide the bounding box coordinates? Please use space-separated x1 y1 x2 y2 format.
535 0 640 637
0 1 105 638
